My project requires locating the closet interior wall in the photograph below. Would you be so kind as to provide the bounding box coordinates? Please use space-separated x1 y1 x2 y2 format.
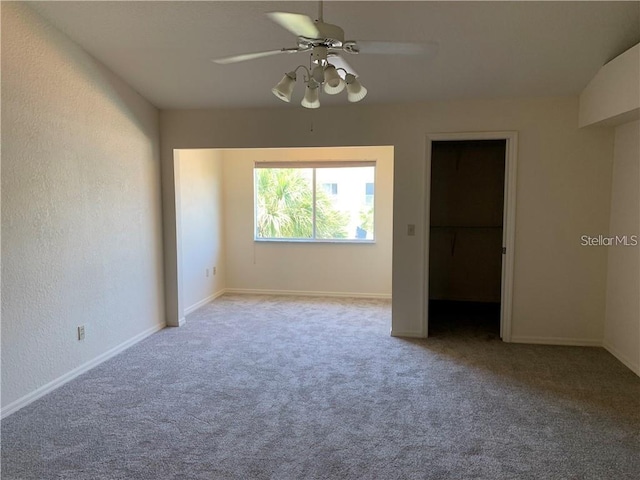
429 140 506 303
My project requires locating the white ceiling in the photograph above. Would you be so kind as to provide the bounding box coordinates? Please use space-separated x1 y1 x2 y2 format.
30 1 639 110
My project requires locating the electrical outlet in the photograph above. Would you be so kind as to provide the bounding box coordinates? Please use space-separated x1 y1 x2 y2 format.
77 325 85 341
407 224 416 236
213 266 217 275
206 268 210 277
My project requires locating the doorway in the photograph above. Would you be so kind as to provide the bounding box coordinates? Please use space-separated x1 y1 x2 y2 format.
424 132 518 341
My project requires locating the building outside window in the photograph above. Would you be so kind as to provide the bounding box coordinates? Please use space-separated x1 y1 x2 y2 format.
365 182 374 207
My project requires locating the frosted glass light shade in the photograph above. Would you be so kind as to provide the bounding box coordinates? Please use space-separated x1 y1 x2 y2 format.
271 72 296 102
323 65 345 94
312 65 325 84
301 83 320 108
345 74 367 102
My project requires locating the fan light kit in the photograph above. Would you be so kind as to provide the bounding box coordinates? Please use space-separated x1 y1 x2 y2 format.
213 1 435 109
271 46 367 108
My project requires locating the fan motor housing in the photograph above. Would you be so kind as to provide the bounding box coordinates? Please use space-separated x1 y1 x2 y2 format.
298 21 345 49
316 21 345 44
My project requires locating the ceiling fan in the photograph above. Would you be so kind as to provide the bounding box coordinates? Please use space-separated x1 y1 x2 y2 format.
212 1 437 108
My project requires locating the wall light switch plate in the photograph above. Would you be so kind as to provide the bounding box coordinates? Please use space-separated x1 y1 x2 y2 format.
407 224 416 236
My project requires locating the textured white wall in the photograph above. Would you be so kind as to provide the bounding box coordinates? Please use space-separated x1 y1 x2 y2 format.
1 4 164 410
579 43 640 127
160 96 614 341
604 120 640 374
222 146 393 297
176 149 226 314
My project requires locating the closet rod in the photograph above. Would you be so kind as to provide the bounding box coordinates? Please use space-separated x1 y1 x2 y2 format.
430 225 503 228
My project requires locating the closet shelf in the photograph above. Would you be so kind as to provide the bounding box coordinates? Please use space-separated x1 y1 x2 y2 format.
430 225 503 228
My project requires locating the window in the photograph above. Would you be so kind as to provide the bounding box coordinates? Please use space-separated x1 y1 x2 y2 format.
254 162 375 241
322 183 338 195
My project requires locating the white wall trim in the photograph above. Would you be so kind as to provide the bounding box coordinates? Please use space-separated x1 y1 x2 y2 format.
225 288 391 300
169 149 185 328
603 341 640 376
510 336 601 347
1 322 166 419
390 330 425 338
423 131 518 341
184 289 227 315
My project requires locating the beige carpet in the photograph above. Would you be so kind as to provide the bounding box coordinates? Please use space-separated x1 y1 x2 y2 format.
2 294 639 479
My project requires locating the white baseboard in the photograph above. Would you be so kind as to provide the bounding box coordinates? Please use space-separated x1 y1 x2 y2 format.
509 336 602 347
225 288 391 300
1 322 166 419
390 330 426 338
184 289 227 316
603 341 640 376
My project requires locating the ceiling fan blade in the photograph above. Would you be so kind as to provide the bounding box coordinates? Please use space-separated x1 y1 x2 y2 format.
352 41 439 56
328 55 358 78
267 12 319 38
213 48 298 65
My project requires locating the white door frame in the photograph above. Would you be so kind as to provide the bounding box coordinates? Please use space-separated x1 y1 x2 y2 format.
423 131 518 341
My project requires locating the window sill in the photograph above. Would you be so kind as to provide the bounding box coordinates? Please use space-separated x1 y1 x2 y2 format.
254 238 376 245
